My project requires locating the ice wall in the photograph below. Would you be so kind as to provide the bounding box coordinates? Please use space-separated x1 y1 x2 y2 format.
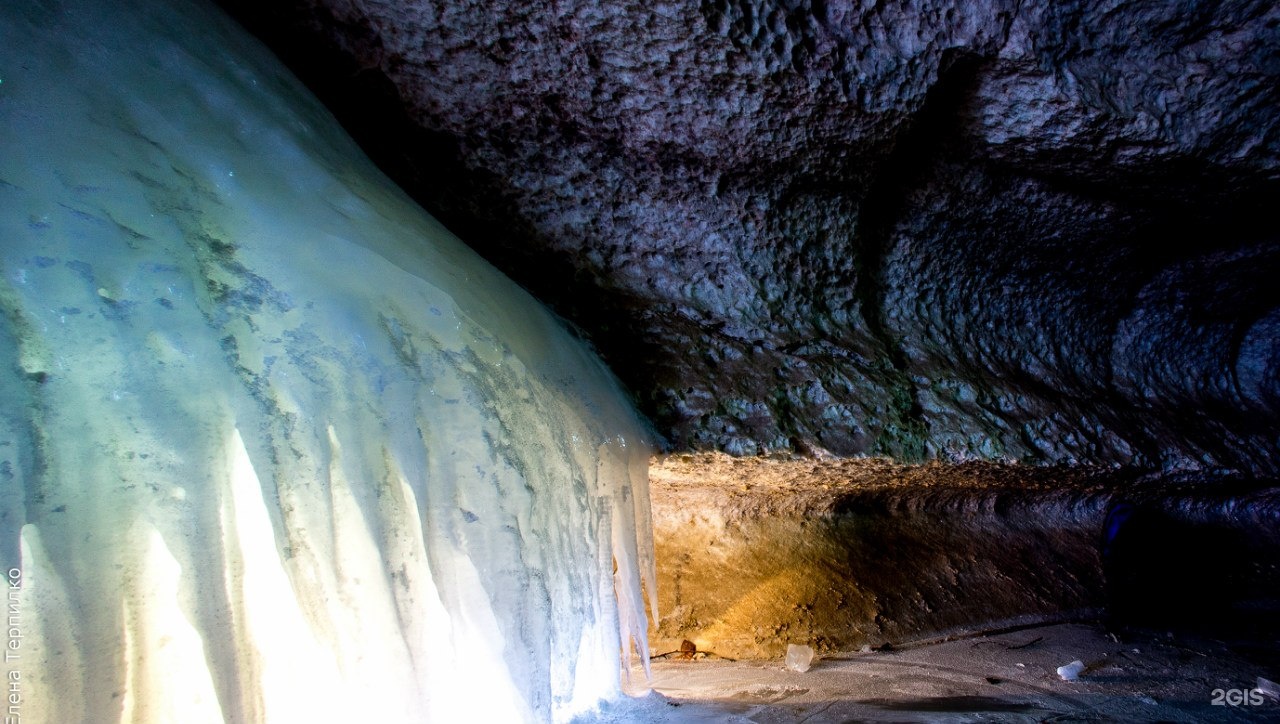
0 0 655 721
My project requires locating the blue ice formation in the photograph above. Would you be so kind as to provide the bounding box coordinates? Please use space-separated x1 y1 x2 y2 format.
0 0 655 720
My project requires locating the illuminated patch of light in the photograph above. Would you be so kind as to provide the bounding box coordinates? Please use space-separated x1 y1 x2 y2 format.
384 463 525 720
221 427 349 722
120 529 223 723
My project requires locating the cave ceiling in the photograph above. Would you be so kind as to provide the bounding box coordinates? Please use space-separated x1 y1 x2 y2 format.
216 0 1280 476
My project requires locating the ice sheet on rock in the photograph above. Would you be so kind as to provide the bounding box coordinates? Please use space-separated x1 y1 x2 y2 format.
0 0 655 721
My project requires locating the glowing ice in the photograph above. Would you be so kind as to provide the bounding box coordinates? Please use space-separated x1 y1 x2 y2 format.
0 0 656 721
784 644 815 673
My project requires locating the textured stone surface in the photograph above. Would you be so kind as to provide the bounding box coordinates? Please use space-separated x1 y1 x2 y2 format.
648 454 1115 660
645 454 1280 661
218 0 1280 474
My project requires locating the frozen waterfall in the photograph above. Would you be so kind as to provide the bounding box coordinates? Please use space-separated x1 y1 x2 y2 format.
0 0 656 721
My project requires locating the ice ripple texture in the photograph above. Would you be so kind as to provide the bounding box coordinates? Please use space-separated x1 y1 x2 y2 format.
0 0 655 721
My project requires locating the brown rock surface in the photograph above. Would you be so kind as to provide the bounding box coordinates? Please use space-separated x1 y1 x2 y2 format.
647 454 1280 660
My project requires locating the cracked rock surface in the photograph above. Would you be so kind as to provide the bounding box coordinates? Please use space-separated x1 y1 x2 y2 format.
219 0 1280 474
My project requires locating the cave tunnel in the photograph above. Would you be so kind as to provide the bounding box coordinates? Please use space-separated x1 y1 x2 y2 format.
2 0 1279 721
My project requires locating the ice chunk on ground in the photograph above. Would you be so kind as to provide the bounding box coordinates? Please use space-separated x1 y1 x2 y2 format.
0 0 655 721
785 644 816 673
1057 660 1086 681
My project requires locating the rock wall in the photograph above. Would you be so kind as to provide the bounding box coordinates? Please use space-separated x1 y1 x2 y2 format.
646 455 1280 660
217 0 1280 474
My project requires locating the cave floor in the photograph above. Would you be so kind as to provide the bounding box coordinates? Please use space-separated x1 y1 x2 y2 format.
594 622 1279 722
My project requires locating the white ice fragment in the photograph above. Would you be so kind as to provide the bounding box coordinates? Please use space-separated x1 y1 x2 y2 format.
1057 660 1086 681
785 643 816 673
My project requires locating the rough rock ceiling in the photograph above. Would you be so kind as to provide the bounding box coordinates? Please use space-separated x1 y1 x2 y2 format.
217 0 1280 475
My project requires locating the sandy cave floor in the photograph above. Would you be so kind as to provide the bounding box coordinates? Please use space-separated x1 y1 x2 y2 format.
583 453 1280 721
584 622 1280 722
